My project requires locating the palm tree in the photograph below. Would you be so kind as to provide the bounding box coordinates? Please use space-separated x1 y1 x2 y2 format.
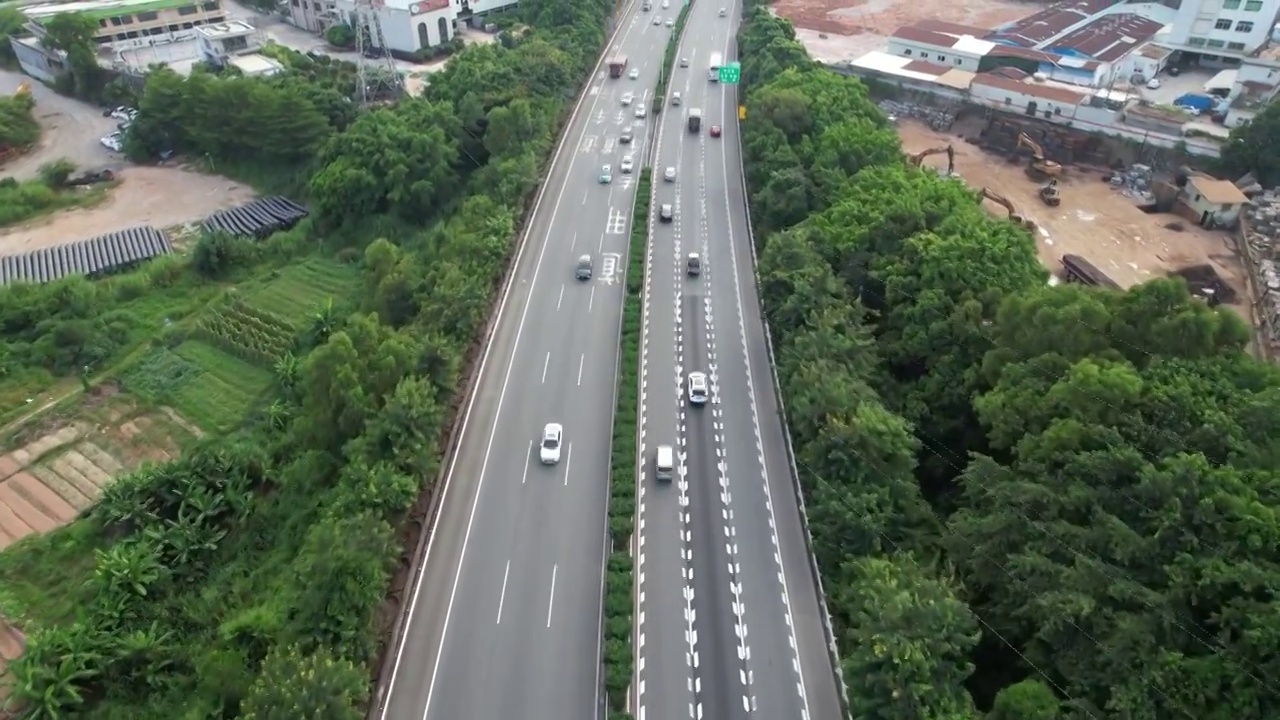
309 298 337 344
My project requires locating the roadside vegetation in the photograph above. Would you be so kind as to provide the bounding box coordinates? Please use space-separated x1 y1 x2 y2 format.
0 87 38 155
738 5 1280 719
0 159 115 228
0 0 618 716
601 167 649 717
1220 97 1280 187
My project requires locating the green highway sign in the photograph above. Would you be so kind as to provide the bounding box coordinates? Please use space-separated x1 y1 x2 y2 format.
719 62 740 84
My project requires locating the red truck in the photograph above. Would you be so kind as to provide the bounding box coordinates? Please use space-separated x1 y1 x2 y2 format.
608 56 628 78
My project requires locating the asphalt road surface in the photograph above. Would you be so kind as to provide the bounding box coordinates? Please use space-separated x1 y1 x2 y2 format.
374 3 671 719
634 2 846 719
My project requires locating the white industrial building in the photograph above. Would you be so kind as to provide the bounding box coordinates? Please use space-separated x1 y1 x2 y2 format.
288 0 518 53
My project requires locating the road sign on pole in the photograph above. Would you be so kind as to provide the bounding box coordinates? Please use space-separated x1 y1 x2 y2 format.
719 62 740 84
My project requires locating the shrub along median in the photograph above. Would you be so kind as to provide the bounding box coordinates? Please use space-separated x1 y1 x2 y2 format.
655 1 693 106
601 168 650 719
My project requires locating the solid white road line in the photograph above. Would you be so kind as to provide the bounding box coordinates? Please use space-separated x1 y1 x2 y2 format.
496 561 511 625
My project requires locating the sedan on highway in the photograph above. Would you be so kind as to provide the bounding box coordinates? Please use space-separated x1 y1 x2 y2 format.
687 372 709 405
622 92 634 106
576 254 593 280
621 156 634 174
660 204 673 223
652 16 662 25
600 164 613 184
620 128 634 144
540 423 564 464
710 125 722 138
663 166 676 182
680 57 689 67
687 252 701 276
665 18 673 27
629 67 640 79
635 104 647 118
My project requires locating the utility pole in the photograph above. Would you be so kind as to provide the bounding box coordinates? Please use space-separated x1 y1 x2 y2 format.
354 0 405 106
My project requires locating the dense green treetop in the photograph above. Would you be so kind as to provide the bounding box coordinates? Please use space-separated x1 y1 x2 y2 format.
736 2 1280 718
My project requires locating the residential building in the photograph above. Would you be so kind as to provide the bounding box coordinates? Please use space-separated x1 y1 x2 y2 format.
1163 0 1280 63
287 0 338 34
20 0 228 46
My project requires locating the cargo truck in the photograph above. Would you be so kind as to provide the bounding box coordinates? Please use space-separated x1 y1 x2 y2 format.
687 108 701 133
608 56 628 78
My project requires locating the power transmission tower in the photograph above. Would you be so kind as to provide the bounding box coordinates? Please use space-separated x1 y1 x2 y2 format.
353 0 404 106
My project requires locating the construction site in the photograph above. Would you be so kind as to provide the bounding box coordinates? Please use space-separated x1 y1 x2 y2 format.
896 117 1252 322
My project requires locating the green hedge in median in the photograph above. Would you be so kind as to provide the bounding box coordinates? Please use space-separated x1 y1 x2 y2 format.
602 168 651 714
655 2 693 106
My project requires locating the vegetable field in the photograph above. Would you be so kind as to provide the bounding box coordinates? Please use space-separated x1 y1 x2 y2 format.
194 298 296 366
122 343 272 432
245 258 358 321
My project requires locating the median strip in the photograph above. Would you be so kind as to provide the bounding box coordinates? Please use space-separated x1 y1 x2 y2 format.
602 168 650 719
655 1 693 107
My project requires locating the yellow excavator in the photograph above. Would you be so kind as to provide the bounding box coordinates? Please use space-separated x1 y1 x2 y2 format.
1015 132 1063 180
1039 179 1061 207
978 187 1037 233
908 144 955 174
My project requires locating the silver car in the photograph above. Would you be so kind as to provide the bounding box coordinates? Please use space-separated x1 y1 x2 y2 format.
664 166 676 182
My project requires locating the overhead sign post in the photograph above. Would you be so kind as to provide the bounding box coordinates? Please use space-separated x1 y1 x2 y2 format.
719 62 741 84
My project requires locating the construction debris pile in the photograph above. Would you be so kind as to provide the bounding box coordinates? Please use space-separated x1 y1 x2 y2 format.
877 100 957 131
972 119 1111 166
1242 189 1280 353
1108 163 1155 202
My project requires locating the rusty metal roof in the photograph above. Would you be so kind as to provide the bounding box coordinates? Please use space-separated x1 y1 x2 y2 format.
1045 13 1164 62
971 71 1091 105
890 20 992 49
987 0 1120 48
986 43 1102 71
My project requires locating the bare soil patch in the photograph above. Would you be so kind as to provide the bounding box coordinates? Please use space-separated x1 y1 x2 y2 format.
772 0 1033 62
0 166 256 256
896 119 1249 307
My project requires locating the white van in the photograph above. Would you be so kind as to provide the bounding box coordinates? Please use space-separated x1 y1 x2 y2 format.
655 445 674 482
671 91 682 106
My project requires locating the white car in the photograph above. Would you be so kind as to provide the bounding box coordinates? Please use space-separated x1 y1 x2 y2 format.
629 67 640 79
653 16 662 25
540 423 564 464
622 92 634 106
600 164 613 184
621 156 634 174
662 0 669 6
687 372 709 405
1146 77 1161 89
109 106 136 121
679 57 689 68
635 104 647 118
671 91 682 106
718 7 727 16
100 132 123 152
664 166 676 182
665 18 673 27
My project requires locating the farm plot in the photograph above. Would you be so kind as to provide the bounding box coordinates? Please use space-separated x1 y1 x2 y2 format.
0 391 201 551
245 257 358 320
122 343 273 433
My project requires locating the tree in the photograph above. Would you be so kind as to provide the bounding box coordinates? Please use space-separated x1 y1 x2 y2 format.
1220 99 1280 187
836 555 980 720
987 679 1061 720
238 644 366 720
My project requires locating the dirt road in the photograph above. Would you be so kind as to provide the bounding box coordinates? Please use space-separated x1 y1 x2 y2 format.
0 166 257 255
1 69 122 181
896 120 1248 304
772 0 1031 63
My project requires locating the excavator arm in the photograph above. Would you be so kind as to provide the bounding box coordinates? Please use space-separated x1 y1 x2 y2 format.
978 187 1038 233
909 145 953 167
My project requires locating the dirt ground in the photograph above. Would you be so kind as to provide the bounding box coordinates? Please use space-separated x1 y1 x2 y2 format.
771 0 1034 63
1 69 122 182
0 166 257 255
896 120 1250 309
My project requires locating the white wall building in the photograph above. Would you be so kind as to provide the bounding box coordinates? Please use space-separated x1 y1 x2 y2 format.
887 20 996 72
195 20 265 63
1163 0 1280 62
332 0 455 54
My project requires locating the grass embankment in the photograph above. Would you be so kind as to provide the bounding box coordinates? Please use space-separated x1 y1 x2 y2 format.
601 168 649 719
0 173 113 230
654 2 692 106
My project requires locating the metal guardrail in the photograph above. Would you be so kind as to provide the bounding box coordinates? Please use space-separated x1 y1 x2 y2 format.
727 69 852 720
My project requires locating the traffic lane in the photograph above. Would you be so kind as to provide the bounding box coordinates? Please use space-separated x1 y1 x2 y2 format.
383 39 652 717
685 290 752 720
635 153 693 720
712 96 845 718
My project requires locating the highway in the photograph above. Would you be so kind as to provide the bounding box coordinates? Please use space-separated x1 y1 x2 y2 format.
635 1 846 719
373 2 674 718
